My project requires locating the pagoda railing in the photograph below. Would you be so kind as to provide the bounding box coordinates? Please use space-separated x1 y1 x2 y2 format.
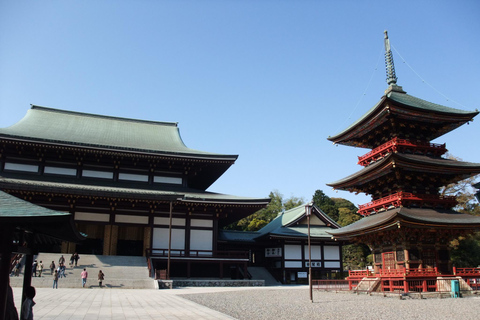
357 137 447 166
453 267 480 276
357 192 457 216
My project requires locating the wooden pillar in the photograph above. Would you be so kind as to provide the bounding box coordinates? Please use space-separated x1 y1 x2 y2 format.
103 225 118 255
110 225 118 255
143 227 152 257
0 227 13 320
103 225 112 255
61 241 76 254
219 262 223 279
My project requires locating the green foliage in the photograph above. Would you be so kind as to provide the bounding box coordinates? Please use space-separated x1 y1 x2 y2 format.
312 190 339 221
343 243 371 270
224 190 304 231
450 232 480 268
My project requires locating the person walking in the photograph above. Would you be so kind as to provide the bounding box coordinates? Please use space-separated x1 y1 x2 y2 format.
53 270 59 289
81 268 88 288
98 270 105 288
37 261 43 277
69 254 74 268
49 261 55 275
31 260 37 277
14 261 21 277
73 252 80 267
58 255 65 265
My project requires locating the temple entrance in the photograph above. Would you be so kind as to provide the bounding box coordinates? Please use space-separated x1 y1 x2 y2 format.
75 223 104 255
116 226 144 256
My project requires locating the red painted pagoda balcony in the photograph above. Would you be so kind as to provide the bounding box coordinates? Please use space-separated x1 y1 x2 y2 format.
357 138 447 166
357 192 457 216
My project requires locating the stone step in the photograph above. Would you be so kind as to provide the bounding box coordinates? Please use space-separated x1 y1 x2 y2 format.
10 253 155 289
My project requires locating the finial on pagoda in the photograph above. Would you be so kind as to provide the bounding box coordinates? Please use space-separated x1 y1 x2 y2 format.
384 30 397 86
383 31 405 94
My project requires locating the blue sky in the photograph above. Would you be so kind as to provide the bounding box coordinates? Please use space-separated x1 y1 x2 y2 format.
1 1 479 207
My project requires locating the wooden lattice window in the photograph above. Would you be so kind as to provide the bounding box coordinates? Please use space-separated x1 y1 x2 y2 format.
396 250 405 262
422 249 436 267
382 252 395 270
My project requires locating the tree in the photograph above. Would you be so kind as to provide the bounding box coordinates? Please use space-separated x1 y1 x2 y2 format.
312 190 339 221
439 154 480 266
224 190 304 231
439 154 480 215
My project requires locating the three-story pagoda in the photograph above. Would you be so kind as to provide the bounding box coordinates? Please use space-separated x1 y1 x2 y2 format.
327 31 480 277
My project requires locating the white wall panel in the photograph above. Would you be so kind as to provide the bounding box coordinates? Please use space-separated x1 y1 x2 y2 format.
285 261 302 268
284 244 302 259
152 228 185 250
119 173 148 182
304 245 321 260
4 162 38 173
115 214 148 224
154 217 186 226
324 245 340 260
83 170 113 179
44 166 76 176
190 230 213 251
74 212 110 222
190 219 213 228
324 261 341 268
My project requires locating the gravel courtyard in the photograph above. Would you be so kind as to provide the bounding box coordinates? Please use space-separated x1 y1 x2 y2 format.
181 287 480 320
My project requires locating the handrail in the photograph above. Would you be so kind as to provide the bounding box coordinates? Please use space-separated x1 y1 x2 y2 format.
357 192 457 216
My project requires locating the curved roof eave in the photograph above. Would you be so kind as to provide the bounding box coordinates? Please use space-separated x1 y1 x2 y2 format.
328 207 480 238
327 153 480 189
327 90 478 145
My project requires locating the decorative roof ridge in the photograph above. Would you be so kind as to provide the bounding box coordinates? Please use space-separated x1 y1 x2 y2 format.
31 105 179 127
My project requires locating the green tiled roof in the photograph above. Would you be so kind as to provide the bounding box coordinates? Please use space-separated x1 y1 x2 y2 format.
255 204 340 240
328 88 478 143
0 177 270 204
0 106 237 160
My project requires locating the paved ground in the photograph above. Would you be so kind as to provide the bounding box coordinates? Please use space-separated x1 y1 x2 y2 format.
12 287 234 320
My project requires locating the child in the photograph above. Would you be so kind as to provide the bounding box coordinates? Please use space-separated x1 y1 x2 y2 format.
21 286 36 320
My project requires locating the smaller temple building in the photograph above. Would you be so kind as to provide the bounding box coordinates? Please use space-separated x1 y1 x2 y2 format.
219 204 344 284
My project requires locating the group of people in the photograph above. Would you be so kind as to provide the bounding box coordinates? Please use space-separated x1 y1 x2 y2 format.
80 268 105 288
31 261 43 277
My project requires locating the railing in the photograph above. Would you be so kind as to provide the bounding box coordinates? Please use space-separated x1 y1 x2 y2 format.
312 280 350 292
145 248 249 260
357 138 447 166
357 192 457 216
453 267 480 276
348 269 375 278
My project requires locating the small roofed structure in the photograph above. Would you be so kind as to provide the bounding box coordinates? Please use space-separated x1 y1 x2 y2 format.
219 204 345 284
0 190 85 319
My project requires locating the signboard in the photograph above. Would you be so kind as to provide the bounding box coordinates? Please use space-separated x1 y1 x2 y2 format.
305 261 322 268
265 247 282 258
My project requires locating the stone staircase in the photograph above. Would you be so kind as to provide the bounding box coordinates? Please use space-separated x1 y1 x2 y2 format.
10 253 155 289
247 267 281 286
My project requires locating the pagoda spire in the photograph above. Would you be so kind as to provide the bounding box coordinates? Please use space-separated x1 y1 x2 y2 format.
384 30 398 86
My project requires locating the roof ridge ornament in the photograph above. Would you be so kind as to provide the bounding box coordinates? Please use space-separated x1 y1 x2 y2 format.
383 31 406 95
